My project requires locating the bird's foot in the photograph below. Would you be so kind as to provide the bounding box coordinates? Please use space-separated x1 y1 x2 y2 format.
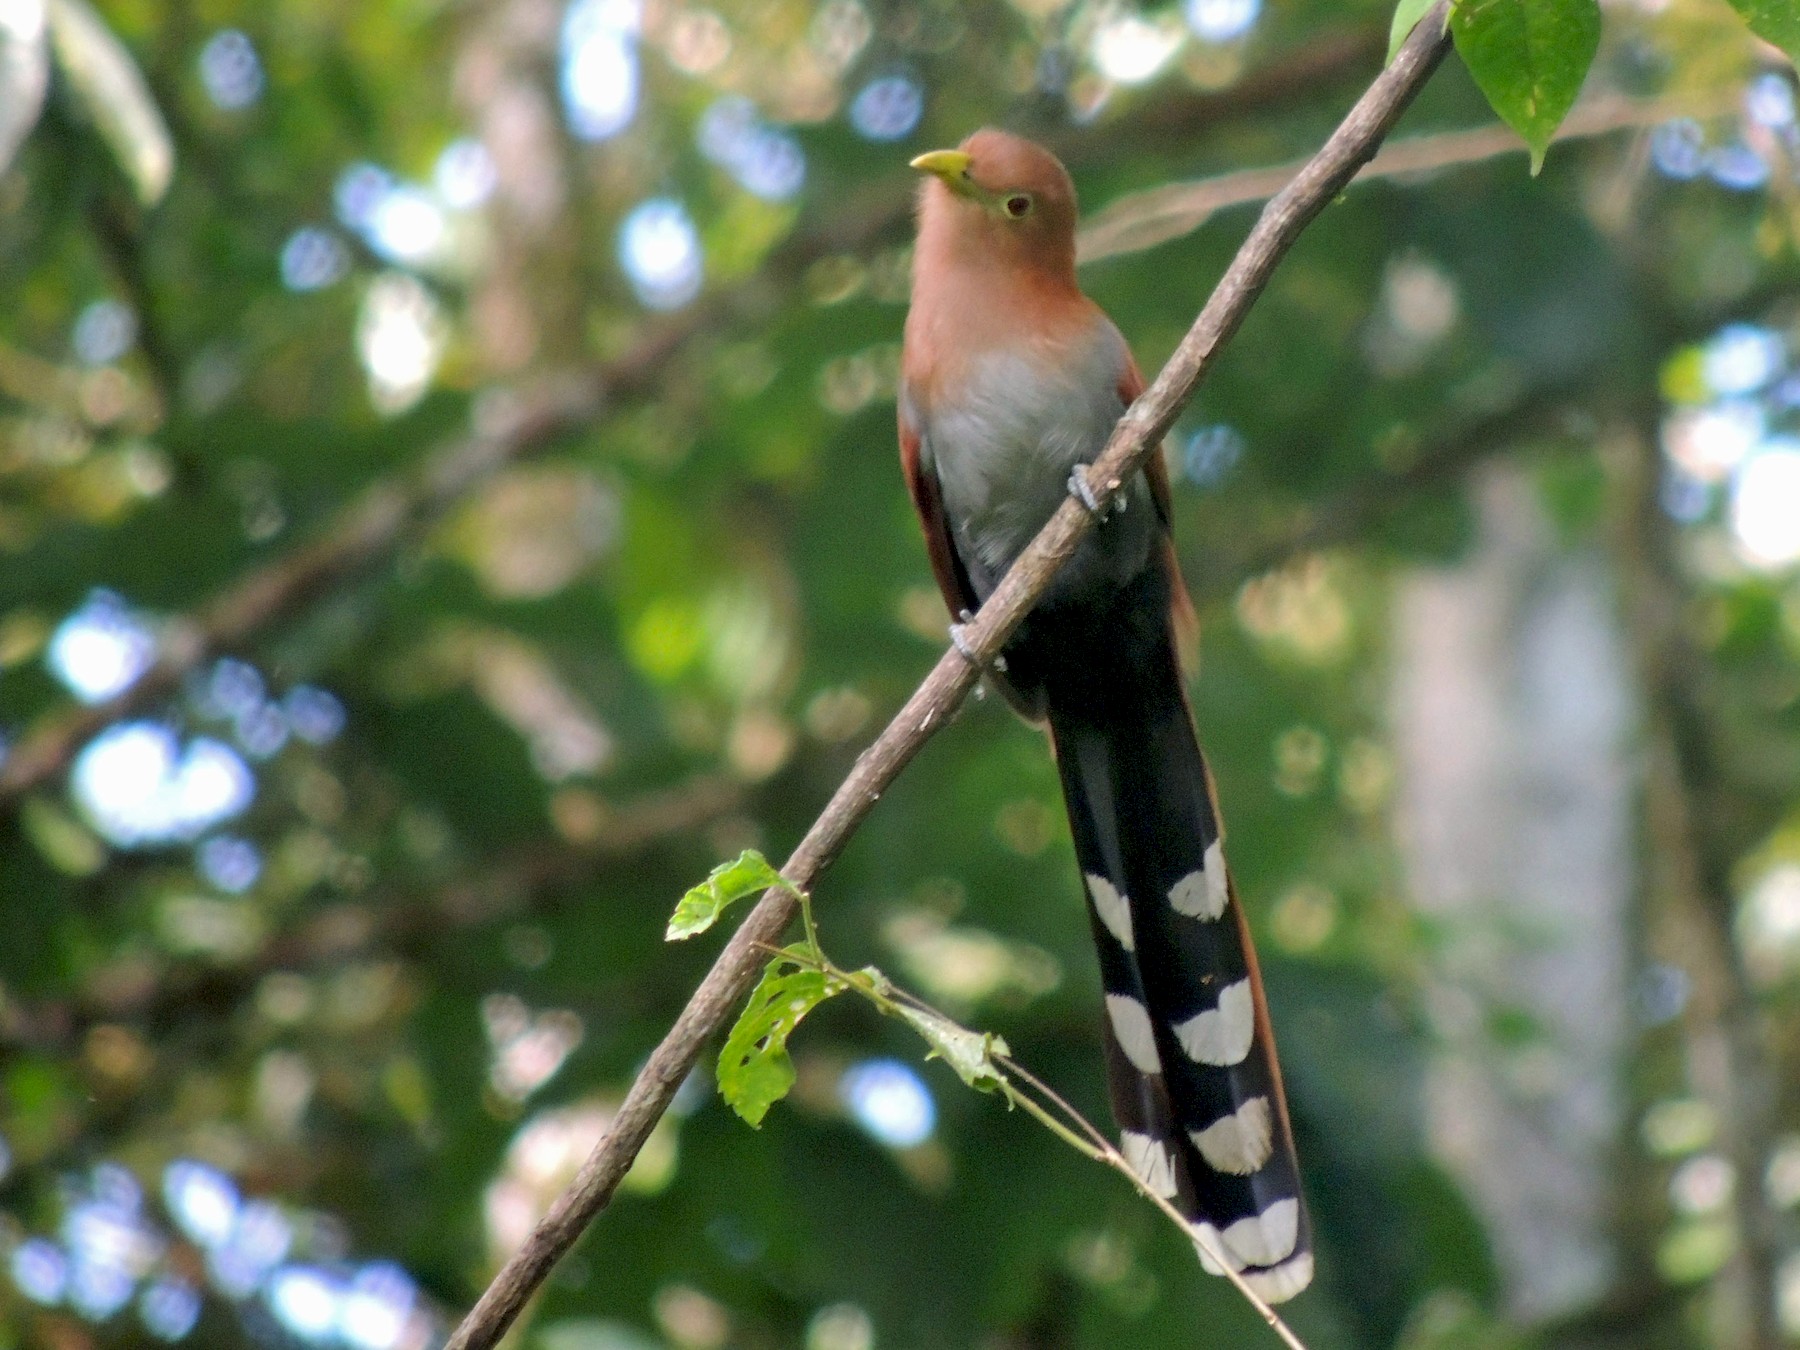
949 620 979 666
1068 464 1118 521
949 611 1007 672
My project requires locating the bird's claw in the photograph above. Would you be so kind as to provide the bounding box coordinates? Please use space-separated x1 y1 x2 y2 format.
949 621 979 666
950 611 1007 673
1068 464 1116 520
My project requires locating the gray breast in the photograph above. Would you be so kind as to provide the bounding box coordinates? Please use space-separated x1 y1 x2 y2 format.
919 326 1157 607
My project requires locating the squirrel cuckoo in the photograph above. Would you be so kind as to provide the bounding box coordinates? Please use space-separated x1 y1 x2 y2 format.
899 129 1311 1302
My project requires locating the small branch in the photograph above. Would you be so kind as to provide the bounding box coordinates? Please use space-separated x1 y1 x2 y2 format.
782 942 1310 1346
0 366 610 807
445 14 1453 1348
1078 91 1737 264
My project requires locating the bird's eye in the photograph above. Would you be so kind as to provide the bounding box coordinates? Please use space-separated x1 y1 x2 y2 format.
1004 194 1032 218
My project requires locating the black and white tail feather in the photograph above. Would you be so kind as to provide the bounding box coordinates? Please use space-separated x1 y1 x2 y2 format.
1010 566 1312 1304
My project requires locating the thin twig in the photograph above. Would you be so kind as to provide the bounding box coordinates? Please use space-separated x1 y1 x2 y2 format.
444 14 1453 1348
786 932 1312 1345
1078 91 1737 264
993 1052 1117 1157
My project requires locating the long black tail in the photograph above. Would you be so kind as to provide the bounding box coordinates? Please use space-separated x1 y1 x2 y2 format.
1017 571 1312 1303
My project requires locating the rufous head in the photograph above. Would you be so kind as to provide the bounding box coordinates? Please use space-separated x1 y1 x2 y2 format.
910 128 1078 279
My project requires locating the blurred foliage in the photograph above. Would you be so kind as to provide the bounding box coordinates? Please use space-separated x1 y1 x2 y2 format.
0 0 1798 1348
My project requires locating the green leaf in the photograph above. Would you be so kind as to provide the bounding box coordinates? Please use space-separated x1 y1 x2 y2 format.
897 1005 1011 1093
717 951 844 1126
1388 0 1441 63
46 0 172 203
1451 0 1600 175
1723 0 1800 65
666 849 791 941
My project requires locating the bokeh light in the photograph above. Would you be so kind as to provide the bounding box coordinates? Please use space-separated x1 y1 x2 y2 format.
284 684 347 743
335 163 394 232
367 185 448 268
356 272 448 413
839 1059 936 1148
1745 72 1795 129
281 227 351 292
849 75 922 141
11 1238 68 1305
198 834 262 893
164 1161 240 1248
434 138 498 210
140 1278 202 1341
47 589 156 704
618 199 702 310
1706 142 1769 191
807 1301 875 1350
72 725 256 847
1183 424 1245 486
697 97 806 201
236 699 289 758
1730 442 1800 569
72 299 137 365
339 1262 416 1350
1092 14 1182 85
268 1265 341 1339
198 29 263 110
561 0 642 141
1662 399 1763 483
1651 119 1706 179
1702 324 1785 396
1185 0 1261 42
207 1198 293 1299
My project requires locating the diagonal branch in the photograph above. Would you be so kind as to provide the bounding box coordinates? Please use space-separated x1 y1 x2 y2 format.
445 11 1455 1348
1078 90 1737 264
0 368 605 806
11 372 1583 1059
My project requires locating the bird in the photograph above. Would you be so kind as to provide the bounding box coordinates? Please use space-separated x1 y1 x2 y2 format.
899 128 1312 1303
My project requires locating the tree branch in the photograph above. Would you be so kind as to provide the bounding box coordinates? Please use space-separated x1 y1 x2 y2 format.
445 13 1454 1348
0 367 597 806
1078 90 1738 264
11 368 1583 1070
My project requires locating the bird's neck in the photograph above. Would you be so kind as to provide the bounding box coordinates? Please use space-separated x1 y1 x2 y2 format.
907 218 1091 388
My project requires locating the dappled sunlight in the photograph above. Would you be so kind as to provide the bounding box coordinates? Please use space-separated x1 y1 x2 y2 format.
839 1058 936 1147
46 588 154 704
2 0 1800 1344
73 724 254 846
619 198 704 310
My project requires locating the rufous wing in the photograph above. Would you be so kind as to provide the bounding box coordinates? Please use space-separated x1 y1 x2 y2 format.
899 405 979 624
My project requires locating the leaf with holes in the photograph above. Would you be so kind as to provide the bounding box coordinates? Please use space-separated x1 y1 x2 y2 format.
1452 0 1600 174
718 952 845 1126
667 849 793 941
898 1004 1010 1094
1723 0 1798 65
